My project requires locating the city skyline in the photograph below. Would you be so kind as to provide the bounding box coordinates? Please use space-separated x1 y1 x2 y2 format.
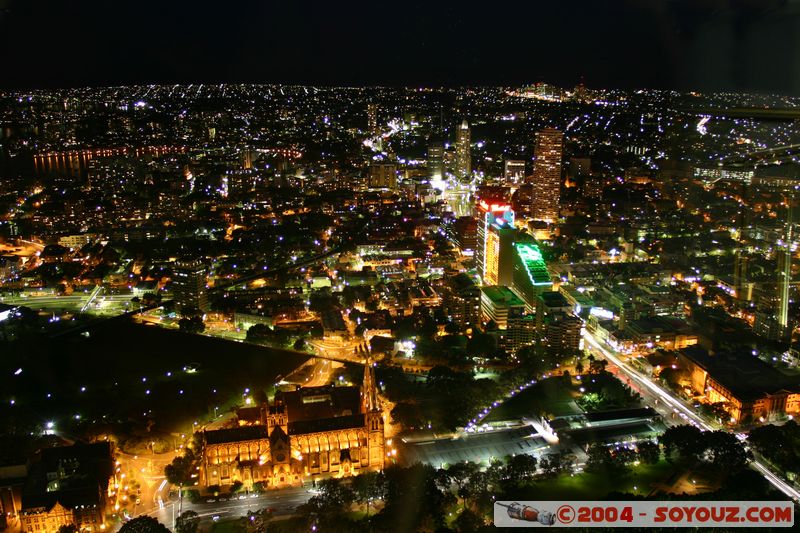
3 10 800 528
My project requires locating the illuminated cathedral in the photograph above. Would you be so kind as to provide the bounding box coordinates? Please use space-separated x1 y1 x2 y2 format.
199 364 385 489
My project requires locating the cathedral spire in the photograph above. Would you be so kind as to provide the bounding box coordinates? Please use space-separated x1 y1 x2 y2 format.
363 358 379 413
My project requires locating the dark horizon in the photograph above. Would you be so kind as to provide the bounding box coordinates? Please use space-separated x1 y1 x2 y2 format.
3 0 800 95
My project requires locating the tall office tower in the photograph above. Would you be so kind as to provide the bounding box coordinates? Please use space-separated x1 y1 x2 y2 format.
455 120 471 180
367 103 379 135
476 199 514 283
777 201 795 339
442 273 481 328
483 219 516 286
504 159 526 184
368 162 397 190
173 258 209 313
447 216 478 255
428 140 445 181
511 242 552 312
241 149 254 170
530 128 564 222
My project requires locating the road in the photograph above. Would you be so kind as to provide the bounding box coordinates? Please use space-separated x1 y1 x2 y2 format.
0 290 135 315
117 451 178 520
80 285 104 312
143 486 312 529
583 330 800 502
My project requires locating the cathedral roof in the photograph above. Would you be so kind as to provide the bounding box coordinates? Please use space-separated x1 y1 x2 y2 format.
288 413 366 435
204 426 268 445
277 385 361 423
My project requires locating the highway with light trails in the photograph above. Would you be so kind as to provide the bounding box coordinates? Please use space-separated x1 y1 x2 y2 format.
584 330 800 502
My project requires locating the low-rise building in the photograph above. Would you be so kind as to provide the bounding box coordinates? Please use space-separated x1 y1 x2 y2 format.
20 443 114 533
678 346 800 423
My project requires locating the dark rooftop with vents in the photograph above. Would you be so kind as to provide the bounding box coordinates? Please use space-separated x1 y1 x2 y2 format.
204 426 268 445
276 385 362 423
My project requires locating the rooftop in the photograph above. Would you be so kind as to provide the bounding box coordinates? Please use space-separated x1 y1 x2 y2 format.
515 243 551 286
277 385 362 423
481 285 524 307
681 346 800 401
204 426 268 445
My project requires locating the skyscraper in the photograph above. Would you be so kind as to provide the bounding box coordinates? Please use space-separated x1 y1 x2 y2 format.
368 162 397 190
476 199 513 283
777 200 795 340
173 258 209 313
483 219 516 286
455 120 471 180
530 128 564 222
367 103 378 135
427 140 444 182
504 159 526 184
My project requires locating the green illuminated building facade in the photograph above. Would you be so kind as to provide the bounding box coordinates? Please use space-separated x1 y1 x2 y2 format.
511 242 553 313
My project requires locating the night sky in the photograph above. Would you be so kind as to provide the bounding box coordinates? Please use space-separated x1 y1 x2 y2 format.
2 0 800 93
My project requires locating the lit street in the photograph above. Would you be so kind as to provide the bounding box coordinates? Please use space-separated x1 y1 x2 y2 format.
143 487 312 529
584 330 800 502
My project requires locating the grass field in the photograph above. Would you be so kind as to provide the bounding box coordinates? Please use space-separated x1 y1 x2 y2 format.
484 377 581 422
0 320 311 437
209 518 245 533
510 460 677 500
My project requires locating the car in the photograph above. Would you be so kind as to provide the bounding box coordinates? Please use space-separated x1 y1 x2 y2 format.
212 515 221 522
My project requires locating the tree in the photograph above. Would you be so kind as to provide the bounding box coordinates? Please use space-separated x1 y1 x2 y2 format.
539 453 570 477
390 402 425 428
180 305 201 318
446 462 481 509
293 338 306 351
352 471 384 516
118 517 171 533
57 526 78 533
484 458 505 488
467 330 496 358
636 440 661 465
702 430 752 473
454 508 485 532
175 511 199 533
504 454 538 482
589 359 608 374
613 446 637 468
142 292 161 307
317 478 355 508
660 425 703 465
586 444 615 472
164 452 196 488
246 323 273 342
516 345 549 376
178 316 205 334
379 463 453 532
230 480 244 493
699 402 732 423
748 422 800 475
240 509 272 533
